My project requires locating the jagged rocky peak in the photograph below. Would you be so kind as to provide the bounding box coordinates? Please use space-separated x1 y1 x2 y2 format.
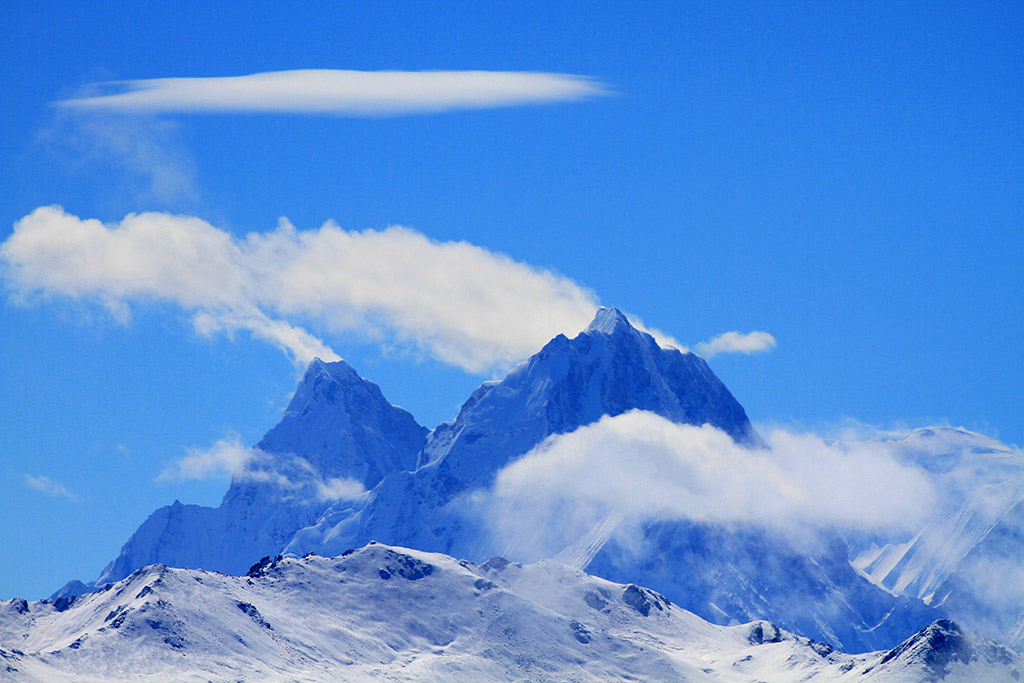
420 306 762 487
551 306 761 445
876 619 1021 680
255 356 428 488
283 357 370 417
88 356 429 589
585 306 635 335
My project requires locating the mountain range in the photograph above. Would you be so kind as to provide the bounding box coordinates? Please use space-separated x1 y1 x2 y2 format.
16 307 1022 678
4 544 1020 682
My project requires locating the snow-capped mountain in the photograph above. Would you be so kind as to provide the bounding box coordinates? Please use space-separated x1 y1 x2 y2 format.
5 544 1019 682
284 306 763 562
85 359 426 587
277 308 941 652
55 308 1023 656
82 307 761 590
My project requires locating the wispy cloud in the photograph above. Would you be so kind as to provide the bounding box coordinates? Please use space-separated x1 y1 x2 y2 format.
316 477 367 502
38 111 199 208
57 70 609 116
1 206 604 371
695 330 776 357
158 436 263 482
24 474 79 501
158 435 366 503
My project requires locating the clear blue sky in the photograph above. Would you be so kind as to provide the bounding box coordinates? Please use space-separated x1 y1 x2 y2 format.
1 1 1021 599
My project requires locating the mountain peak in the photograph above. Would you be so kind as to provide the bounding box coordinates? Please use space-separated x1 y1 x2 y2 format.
585 306 634 336
305 356 358 383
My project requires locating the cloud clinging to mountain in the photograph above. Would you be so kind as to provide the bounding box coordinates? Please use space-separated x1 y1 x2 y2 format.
486 411 937 563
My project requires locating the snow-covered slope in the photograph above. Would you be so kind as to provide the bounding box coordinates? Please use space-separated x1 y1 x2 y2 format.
81 359 427 589
4 545 1018 682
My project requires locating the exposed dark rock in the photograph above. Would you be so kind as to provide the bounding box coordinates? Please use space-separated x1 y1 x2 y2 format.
376 550 435 581
748 622 783 645
52 596 75 613
584 591 607 611
235 601 272 630
246 555 282 578
482 557 510 572
570 619 592 644
623 584 651 616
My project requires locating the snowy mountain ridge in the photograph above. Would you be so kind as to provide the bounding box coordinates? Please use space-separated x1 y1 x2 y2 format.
5 544 1020 682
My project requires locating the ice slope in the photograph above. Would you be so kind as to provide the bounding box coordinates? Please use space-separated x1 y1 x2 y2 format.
3 545 1018 682
848 428 1024 648
81 358 427 588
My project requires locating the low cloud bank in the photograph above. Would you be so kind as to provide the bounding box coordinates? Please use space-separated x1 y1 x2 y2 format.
486 411 937 561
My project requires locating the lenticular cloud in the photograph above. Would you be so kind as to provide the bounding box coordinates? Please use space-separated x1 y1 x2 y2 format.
57 70 609 116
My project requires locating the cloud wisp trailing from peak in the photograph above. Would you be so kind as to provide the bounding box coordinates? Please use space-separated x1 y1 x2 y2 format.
696 330 777 357
24 474 79 501
1 206 606 371
56 70 610 116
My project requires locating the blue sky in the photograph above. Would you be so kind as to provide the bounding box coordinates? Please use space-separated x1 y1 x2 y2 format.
1 2 1021 599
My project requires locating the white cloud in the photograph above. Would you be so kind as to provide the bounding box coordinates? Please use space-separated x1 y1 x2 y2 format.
695 330 776 357
24 474 79 501
316 477 367 502
158 436 263 482
489 411 936 560
192 308 341 365
159 436 367 503
1 206 603 371
57 70 609 116
624 314 686 353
